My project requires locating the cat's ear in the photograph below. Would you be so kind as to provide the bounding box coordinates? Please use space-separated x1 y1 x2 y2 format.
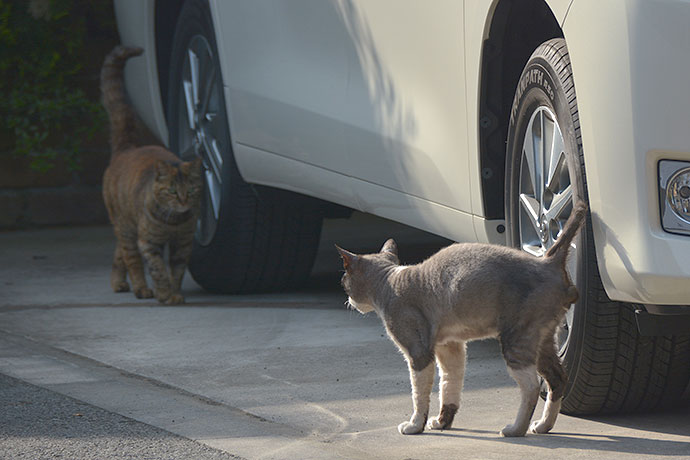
181 157 203 179
155 160 173 179
380 238 398 257
335 245 358 271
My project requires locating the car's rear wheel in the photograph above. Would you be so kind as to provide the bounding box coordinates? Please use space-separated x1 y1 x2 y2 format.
167 0 323 293
505 38 690 414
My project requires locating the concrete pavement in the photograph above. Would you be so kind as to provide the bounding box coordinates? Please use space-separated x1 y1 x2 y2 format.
0 213 689 459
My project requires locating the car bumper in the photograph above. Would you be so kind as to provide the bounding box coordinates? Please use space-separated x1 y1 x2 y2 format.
565 0 690 305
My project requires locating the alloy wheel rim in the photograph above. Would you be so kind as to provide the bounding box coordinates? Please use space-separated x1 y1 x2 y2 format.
518 106 577 356
176 35 224 246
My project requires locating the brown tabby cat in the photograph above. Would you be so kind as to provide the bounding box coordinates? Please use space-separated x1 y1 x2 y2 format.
101 46 202 305
337 202 587 437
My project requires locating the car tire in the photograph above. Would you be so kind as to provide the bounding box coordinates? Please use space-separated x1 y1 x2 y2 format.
505 38 690 414
167 0 323 293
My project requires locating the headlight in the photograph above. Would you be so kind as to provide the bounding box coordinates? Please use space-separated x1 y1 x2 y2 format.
659 160 690 235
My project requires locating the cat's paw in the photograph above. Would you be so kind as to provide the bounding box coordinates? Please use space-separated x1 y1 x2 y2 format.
529 419 553 434
134 287 154 299
427 417 448 430
427 404 457 430
398 421 424 435
112 281 130 293
163 294 185 305
500 423 527 437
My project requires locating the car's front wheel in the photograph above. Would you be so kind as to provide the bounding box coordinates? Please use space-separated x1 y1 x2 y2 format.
505 38 690 414
167 0 324 293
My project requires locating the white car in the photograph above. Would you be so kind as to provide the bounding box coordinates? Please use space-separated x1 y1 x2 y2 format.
114 0 690 416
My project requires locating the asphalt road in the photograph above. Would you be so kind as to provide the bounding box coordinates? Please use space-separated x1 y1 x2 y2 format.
0 373 240 460
0 213 688 460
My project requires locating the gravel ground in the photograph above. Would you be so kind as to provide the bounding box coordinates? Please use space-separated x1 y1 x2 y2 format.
0 373 242 460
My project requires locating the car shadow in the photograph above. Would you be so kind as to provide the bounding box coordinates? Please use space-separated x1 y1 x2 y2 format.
424 425 690 457
580 407 690 437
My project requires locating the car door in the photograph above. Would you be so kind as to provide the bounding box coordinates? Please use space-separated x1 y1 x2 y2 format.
211 1 352 173
212 1 471 216
340 0 471 213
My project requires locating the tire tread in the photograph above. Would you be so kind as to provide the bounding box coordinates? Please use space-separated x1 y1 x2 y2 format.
509 38 690 415
170 0 323 294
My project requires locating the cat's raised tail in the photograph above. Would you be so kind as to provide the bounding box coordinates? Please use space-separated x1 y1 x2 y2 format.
100 45 144 157
544 201 588 264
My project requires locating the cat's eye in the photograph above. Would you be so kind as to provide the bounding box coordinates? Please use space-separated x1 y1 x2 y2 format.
168 186 177 194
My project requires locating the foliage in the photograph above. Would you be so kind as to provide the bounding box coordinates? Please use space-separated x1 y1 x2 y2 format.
0 0 116 172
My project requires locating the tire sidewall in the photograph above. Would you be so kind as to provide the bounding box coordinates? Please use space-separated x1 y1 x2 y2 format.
167 0 243 273
504 45 590 401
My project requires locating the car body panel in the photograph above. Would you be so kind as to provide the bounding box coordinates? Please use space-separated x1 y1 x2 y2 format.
338 1 470 212
113 0 690 305
211 1 351 173
213 1 472 214
113 0 169 145
564 0 690 304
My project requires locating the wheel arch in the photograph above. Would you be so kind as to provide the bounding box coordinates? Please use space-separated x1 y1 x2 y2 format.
478 0 564 220
152 0 353 221
154 0 187 126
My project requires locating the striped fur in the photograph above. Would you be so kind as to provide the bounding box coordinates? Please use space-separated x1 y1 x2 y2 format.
101 46 202 305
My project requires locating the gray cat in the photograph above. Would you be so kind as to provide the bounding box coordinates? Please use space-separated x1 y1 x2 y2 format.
336 201 587 437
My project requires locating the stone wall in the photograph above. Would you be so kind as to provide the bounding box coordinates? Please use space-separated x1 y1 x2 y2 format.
0 152 110 230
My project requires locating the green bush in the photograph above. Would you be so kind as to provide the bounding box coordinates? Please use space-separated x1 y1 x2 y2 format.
0 0 116 172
